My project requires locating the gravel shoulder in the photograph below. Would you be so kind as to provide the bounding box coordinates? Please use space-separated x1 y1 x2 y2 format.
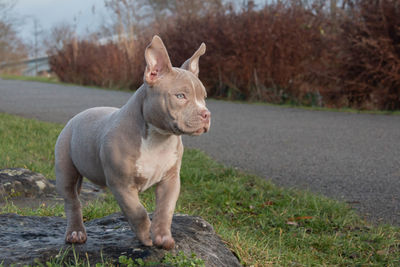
1 79 399 225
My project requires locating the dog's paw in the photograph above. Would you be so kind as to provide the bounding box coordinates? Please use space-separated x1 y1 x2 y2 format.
137 231 153 247
153 234 175 250
139 236 153 247
65 230 87 244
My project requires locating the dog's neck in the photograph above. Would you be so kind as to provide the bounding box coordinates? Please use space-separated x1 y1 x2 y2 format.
119 84 176 141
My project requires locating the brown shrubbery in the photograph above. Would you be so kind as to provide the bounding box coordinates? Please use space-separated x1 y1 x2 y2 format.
0 1 28 74
158 2 328 104
49 40 140 89
333 0 400 110
48 0 400 110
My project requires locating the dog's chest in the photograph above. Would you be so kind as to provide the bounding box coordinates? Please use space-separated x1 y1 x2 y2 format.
135 134 179 191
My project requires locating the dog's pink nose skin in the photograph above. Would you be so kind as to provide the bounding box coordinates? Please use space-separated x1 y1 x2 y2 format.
200 110 211 122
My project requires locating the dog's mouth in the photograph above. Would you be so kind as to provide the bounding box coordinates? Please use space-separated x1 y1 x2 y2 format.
193 126 208 136
171 122 209 136
185 123 210 136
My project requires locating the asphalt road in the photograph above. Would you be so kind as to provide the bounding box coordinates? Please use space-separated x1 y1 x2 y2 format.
1 79 400 225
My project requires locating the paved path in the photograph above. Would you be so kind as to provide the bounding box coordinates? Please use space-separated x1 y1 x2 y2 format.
1 79 400 225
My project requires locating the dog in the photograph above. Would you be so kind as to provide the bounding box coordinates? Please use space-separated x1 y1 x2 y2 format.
55 36 211 250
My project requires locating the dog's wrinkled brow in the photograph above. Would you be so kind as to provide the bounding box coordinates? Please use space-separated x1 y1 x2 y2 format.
174 68 206 97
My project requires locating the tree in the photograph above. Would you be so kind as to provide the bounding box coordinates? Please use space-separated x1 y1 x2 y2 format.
0 0 28 73
45 22 76 54
103 0 225 37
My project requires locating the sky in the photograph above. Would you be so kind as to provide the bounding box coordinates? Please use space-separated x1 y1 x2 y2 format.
11 0 270 57
13 0 269 41
13 0 108 46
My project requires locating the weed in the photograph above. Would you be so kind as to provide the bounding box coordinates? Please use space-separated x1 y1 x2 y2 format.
162 251 204 267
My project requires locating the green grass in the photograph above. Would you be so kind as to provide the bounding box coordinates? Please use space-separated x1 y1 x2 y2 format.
0 74 132 92
1 112 400 266
0 74 60 83
0 247 203 267
0 112 62 178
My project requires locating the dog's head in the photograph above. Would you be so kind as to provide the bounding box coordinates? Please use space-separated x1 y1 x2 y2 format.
142 35 211 136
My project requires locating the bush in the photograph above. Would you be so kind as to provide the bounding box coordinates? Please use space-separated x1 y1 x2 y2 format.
48 0 400 110
332 0 400 110
155 2 328 104
49 39 142 90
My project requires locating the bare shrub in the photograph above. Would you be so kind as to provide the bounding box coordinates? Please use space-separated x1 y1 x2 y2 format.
331 0 400 110
152 1 328 104
49 40 141 89
48 0 400 110
0 0 28 74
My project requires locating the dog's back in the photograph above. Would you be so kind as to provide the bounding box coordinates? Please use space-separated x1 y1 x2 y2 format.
55 106 118 188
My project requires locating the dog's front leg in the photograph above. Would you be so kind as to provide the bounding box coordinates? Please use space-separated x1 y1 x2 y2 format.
109 182 153 246
151 167 180 250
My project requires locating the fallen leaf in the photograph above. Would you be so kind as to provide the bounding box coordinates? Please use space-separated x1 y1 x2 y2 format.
262 201 275 207
376 250 386 255
286 221 298 226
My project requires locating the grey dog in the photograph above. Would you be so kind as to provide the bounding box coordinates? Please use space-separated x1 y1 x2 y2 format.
55 36 211 250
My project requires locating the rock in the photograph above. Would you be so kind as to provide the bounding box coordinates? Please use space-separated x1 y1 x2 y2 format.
0 169 241 266
0 212 241 267
0 168 55 200
0 168 106 208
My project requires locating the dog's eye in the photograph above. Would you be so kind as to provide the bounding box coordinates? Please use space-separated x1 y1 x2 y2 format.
175 93 186 99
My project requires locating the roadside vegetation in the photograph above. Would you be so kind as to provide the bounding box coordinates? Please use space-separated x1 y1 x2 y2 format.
1 112 399 266
0 0 28 74
1 1 400 111
44 0 400 111
0 74 132 92
0 74 59 83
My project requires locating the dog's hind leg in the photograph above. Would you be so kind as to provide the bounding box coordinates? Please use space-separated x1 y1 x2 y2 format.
55 128 87 244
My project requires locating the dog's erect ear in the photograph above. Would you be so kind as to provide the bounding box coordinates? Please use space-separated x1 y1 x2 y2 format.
180 43 206 77
144 35 173 85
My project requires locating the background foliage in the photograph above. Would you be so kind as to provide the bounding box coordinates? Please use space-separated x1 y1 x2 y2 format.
0 0 27 74
48 0 400 110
